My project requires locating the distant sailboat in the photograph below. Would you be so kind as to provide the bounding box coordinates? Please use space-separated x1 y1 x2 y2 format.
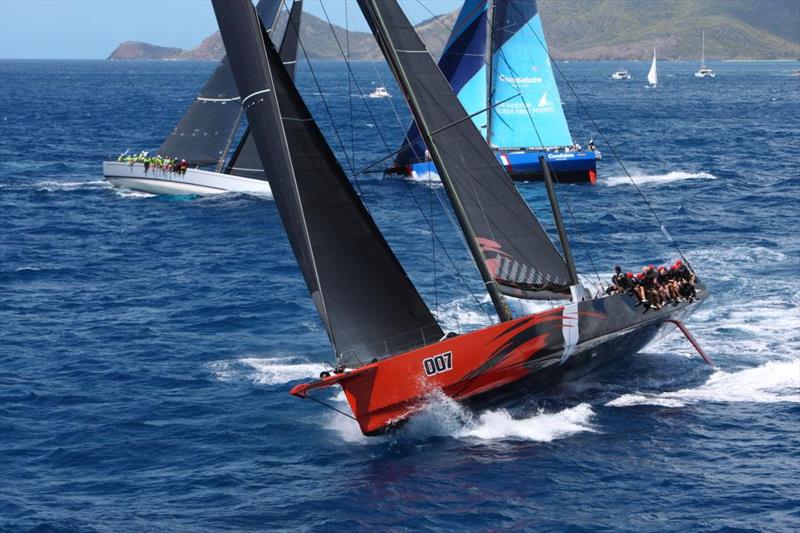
694 30 715 78
647 47 658 87
102 0 303 196
390 0 600 184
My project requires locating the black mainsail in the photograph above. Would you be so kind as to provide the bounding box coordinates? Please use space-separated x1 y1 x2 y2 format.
156 55 244 168
357 0 572 312
225 0 304 180
211 0 442 366
157 0 284 171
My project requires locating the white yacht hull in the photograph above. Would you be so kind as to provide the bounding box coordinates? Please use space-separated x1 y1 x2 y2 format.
102 161 271 196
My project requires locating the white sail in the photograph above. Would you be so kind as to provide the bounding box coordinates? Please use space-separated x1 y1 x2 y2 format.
647 47 658 86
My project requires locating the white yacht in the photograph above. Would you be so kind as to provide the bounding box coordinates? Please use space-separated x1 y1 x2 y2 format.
611 70 631 80
694 31 716 78
368 86 392 98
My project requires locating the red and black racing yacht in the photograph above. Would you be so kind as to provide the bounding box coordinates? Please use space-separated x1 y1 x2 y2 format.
211 0 709 436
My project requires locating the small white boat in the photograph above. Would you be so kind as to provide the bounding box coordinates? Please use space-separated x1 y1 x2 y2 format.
368 86 392 98
646 47 658 87
611 70 631 80
694 31 715 78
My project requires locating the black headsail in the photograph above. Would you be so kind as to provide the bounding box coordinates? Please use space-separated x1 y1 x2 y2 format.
157 0 283 169
357 0 572 313
211 0 442 366
226 0 304 181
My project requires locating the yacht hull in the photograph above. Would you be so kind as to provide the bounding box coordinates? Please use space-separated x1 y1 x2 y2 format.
102 161 271 196
291 288 706 435
402 149 599 184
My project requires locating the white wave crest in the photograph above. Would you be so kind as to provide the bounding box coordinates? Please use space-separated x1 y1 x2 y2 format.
210 356 325 386
327 388 595 444
603 171 717 187
114 189 156 198
36 180 110 192
456 403 596 441
606 359 800 408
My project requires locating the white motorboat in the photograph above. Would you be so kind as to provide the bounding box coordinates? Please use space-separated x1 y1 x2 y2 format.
611 70 631 80
368 86 392 98
694 31 715 78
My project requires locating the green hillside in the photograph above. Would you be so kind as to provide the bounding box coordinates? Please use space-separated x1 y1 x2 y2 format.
538 0 800 60
109 0 800 61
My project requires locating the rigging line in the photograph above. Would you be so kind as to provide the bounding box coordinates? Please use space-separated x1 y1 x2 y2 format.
399 177 496 324
317 2 489 323
367 59 419 153
352 93 521 175
316 0 395 211
288 0 356 174
518 12 692 267
430 173 437 311
305 393 358 421
318 0 393 154
345 0 355 167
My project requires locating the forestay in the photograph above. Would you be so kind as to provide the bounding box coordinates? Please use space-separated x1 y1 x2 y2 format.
212 0 442 366
358 0 571 303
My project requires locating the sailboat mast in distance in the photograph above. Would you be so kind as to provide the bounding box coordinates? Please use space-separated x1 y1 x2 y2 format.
357 0 573 312
211 0 442 367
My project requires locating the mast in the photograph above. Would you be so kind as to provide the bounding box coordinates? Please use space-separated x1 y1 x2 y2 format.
540 156 578 286
359 0 512 322
485 0 495 146
701 30 706 67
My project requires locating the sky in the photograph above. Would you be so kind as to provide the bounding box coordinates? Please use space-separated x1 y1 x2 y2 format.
0 0 464 59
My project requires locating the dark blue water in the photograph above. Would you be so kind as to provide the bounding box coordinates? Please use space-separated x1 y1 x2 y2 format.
2 59 799 532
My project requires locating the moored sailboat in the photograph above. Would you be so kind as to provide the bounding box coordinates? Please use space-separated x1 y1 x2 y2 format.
102 0 303 196
694 30 716 78
389 0 600 184
212 0 710 436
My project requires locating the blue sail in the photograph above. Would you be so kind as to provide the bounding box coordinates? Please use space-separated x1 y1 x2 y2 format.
489 0 573 149
394 0 489 166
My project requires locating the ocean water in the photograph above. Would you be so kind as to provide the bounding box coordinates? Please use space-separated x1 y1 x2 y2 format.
1 58 799 531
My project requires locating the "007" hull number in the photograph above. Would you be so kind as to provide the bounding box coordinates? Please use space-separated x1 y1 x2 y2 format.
423 352 453 376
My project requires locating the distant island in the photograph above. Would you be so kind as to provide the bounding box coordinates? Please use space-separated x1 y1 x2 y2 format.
109 0 800 62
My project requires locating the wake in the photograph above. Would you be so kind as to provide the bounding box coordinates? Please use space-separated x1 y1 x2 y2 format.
603 171 717 187
210 356 325 386
606 359 800 408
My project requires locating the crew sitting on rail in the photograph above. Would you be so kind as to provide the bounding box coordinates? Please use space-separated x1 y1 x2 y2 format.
610 260 698 310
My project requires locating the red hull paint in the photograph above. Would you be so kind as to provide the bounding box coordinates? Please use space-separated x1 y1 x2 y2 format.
291 308 570 435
